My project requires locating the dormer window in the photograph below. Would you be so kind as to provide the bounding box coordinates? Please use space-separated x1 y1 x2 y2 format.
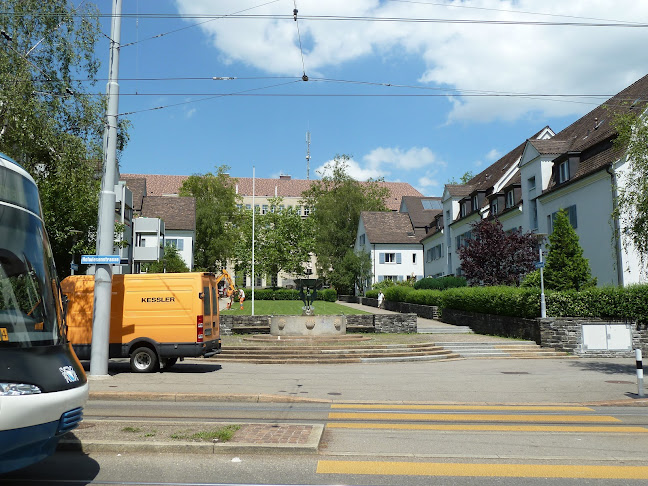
490 200 498 216
472 195 479 212
559 161 570 183
505 190 514 208
460 203 467 218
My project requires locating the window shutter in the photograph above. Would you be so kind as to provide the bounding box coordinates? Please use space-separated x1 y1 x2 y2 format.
379 253 385 264
396 253 402 264
569 205 578 228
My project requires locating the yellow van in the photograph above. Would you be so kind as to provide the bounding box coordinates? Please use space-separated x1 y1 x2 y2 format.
61 273 221 373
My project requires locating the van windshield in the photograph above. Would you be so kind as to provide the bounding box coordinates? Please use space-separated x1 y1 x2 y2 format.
0 203 64 348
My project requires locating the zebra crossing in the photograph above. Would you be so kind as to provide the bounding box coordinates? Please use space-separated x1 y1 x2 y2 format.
317 403 648 480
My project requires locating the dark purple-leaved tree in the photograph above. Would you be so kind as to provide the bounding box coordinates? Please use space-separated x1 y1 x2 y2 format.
457 219 537 286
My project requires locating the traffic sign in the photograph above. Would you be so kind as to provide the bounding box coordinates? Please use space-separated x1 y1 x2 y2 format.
81 255 121 265
535 261 545 269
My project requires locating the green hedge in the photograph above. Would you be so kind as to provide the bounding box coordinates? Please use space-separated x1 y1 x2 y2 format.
439 286 541 319
404 289 444 306
365 289 379 299
375 283 648 324
239 288 337 302
414 276 467 290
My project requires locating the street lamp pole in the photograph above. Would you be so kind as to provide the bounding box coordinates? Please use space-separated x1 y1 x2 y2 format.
539 245 546 318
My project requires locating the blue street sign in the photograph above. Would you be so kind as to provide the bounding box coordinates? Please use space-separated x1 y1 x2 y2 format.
81 255 121 265
535 261 545 269
70 263 79 271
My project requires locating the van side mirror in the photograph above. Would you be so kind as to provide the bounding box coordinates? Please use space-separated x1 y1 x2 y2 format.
198 292 204 299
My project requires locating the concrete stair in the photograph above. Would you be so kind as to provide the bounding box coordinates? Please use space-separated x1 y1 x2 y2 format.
434 341 572 359
214 341 460 364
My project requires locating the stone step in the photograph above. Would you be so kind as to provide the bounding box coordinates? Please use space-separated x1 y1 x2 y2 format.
434 341 571 358
212 352 460 364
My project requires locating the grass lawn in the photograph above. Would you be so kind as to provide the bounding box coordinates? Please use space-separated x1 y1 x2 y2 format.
220 300 369 315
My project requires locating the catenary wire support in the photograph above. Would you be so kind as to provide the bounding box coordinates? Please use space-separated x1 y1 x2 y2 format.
293 1 307 80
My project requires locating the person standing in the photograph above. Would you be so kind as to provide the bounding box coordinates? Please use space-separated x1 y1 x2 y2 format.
238 288 246 310
377 291 385 309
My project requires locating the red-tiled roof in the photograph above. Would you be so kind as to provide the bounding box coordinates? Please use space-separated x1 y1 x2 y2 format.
120 174 424 211
361 211 420 244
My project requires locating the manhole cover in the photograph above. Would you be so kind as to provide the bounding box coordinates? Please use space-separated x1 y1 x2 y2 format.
605 380 634 384
501 372 529 375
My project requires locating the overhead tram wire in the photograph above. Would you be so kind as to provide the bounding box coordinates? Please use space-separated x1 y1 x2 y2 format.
383 0 645 26
120 0 281 48
11 12 648 28
116 79 302 117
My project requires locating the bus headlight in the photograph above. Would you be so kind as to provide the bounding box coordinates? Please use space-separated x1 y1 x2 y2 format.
0 383 42 395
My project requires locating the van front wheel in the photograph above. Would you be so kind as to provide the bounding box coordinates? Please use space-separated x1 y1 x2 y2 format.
130 347 159 373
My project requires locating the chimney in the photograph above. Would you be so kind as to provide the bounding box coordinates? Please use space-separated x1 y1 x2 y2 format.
279 174 291 180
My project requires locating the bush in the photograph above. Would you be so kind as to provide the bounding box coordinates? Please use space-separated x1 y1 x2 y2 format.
414 276 467 290
520 270 541 288
384 285 415 303
318 288 337 302
405 289 444 306
371 280 396 291
235 288 335 301
365 289 379 299
439 286 540 319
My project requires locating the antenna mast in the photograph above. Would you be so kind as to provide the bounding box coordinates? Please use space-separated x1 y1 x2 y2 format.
306 131 311 180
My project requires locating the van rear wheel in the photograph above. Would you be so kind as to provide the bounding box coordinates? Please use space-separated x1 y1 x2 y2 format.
130 347 159 373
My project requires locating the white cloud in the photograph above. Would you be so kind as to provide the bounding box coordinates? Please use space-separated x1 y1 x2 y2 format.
174 0 648 122
315 157 384 181
486 149 501 162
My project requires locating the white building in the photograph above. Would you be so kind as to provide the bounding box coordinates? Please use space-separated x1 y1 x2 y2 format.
420 74 648 286
356 211 424 286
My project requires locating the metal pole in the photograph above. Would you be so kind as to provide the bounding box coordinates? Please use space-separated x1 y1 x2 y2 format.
539 246 546 318
90 0 122 377
251 166 255 316
636 349 645 398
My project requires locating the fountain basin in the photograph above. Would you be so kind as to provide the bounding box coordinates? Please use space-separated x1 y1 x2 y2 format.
270 315 347 336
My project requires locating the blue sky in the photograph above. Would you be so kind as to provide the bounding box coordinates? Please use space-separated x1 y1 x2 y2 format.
96 0 648 196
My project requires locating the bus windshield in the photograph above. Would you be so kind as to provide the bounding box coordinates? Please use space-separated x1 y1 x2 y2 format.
0 203 64 348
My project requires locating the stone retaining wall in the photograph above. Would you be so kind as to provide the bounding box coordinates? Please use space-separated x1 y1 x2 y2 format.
219 313 416 334
441 308 541 343
540 317 648 357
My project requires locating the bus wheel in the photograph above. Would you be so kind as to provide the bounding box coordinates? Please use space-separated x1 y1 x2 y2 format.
130 347 159 373
160 357 177 369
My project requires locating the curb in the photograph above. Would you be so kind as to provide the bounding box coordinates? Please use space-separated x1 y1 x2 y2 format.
88 391 648 407
58 423 324 455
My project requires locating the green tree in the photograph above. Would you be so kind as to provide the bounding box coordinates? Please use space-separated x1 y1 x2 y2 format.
233 197 315 284
0 0 128 276
329 249 373 295
544 209 597 290
141 245 189 273
179 166 242 272
447 171 474 185
613 109 648 268
300 155 389 282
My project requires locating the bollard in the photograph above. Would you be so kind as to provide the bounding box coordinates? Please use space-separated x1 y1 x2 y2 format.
636 349 645 398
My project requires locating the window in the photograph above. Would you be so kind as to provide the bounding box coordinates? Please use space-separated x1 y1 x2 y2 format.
412 254 417 264
428 244 443 261
531 200 538 230
303 206 311 216
271 274 278 287
455 231 472 249
262 204 268 214
528 176 536 191
359 234 366 246
472 195 479 212
245 204 251 210
165 238 184 251
559 161 570 183
380 252 401 264
490 200 498 216
548 205 578 232
505 190 514 208
460 203 467 218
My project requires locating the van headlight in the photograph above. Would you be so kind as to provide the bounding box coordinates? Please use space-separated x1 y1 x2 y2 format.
0 383 42 396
